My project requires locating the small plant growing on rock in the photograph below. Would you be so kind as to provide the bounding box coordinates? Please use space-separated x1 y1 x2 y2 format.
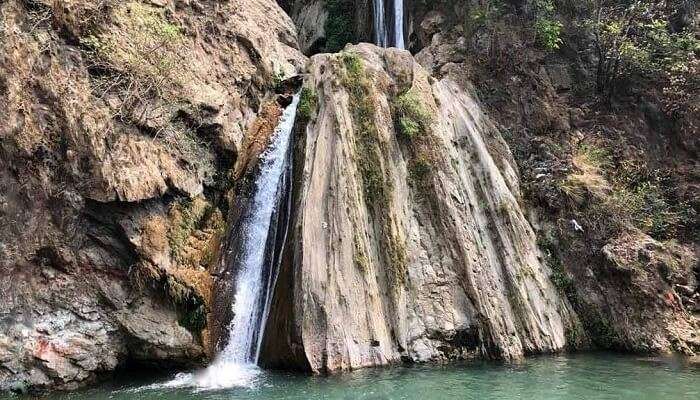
533 0 563 51
408 155 433 193
394 91 433 139
338 51 408 292
339 51 390 206
298 87 318 121
168 197 223 266
81 1 185 105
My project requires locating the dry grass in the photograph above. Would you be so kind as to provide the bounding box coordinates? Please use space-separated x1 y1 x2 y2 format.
562 144 612 202
82 1 185 90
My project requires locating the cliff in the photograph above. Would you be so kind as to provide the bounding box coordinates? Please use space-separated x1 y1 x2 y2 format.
1 0 698 394
261 44 580 372
277 0 699 360
0 0 303 391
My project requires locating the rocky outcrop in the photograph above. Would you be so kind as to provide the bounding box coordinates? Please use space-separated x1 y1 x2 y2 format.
1 267 202 391
2 0 697 392
0 0 303 392
261 44 579 372
597 231 699 352
406 3 700 356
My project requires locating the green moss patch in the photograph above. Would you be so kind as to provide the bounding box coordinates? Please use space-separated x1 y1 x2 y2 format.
298 86 318 121
340 52 392 207
394 90 434 139
337 52 408 289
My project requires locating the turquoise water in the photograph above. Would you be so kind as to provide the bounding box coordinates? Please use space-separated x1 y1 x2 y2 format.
9 354 700 400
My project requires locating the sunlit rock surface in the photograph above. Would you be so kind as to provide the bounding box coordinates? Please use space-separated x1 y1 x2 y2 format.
0 0 303 391
262 44 580 372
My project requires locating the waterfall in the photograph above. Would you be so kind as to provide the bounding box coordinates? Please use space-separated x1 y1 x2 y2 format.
159 93 300 391
393 0 405 49
217 93 299 366
373 0 404 49
373 0 388 47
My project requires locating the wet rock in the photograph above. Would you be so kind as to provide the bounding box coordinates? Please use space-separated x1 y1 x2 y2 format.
117 297 205 365
0 0 304 392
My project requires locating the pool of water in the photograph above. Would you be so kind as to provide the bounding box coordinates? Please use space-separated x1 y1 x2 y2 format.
8 353 700 400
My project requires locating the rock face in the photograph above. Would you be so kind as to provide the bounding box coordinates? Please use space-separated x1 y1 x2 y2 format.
0 0 303 392
261 44 579 372
595 231 699 353
405 2 700 356
2 0 697 392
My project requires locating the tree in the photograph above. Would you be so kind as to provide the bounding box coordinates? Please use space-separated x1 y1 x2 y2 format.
590 0 699 105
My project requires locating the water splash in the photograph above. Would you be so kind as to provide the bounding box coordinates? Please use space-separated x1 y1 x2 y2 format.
153 93 300 391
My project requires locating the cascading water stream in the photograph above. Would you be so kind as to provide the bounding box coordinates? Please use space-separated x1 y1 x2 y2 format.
373 0 404 49
155 93 301 391
392 0 405 49
373 0 387 47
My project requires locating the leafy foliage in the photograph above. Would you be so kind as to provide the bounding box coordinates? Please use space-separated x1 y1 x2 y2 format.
298 86 318 121
324 0 355 52
590 0 699 102
462 0 505 37
535 18 564 50
533 0 563 50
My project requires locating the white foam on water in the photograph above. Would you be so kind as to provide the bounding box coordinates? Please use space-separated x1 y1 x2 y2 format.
133 363 262 392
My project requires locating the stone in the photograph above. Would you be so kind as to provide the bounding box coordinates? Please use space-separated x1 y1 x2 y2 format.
260 44 579 372
0 0 304 391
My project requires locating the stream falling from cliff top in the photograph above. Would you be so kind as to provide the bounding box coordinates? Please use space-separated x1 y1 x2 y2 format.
159 93 300 391
373 0 404 48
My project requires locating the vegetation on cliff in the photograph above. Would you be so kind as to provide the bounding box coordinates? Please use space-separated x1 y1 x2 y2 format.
324 0 356 52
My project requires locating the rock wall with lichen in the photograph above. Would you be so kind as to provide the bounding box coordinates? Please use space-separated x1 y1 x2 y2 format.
0 0 303 392
2 0 698 393
260 44 580 372
405 0 699 355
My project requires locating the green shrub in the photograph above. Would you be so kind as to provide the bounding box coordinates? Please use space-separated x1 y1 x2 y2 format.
394 91 433 138
298 86 318 120
341 52 363 78
463 0 505 36
324 0 355 52
610 181 693 240
590 1 700 100
272 70 284 89
535 18 563 50
531 0 563 51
